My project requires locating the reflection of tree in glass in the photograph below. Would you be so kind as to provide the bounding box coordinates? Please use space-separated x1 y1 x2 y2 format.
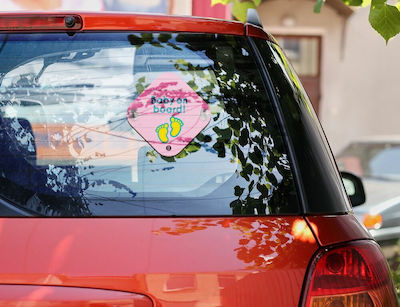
0 33 298 216
0 101 136 216
128 33 298 215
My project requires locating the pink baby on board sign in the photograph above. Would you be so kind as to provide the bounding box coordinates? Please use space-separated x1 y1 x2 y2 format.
127 72 211 157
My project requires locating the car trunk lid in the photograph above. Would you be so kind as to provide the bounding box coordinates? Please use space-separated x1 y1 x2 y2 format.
0 217 318 306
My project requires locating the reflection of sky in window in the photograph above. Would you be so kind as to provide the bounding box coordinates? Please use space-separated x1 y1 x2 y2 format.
136 146 238 195
370 147 400 176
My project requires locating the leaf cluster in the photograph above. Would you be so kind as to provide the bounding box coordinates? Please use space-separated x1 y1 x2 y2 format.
212 0 261 22
315 0 400 43
213 0 400 43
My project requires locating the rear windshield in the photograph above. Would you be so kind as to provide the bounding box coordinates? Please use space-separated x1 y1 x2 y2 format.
0 32 299 216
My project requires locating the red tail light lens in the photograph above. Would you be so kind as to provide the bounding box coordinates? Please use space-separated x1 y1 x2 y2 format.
0 15 82 31
303 240 398 307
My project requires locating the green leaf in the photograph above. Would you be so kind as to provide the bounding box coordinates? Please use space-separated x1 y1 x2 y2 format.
234 185 245 197
213 126 232 142
141 33 154 42
249 146 263 165
127 34 144 48
361 0 371 7
242 163 253 176
176 150 188 159
185 143 201 153
211 0 232 6
167 43 182 51
342 0 363 6
369 1 400 43
145 150 157 163
135 83 145 94
237 147 246 165
187 80 199 91
314 0 326 13
256 183 269 197
230 199 242 214
196 133 212 143
248 180 255 193
232 0 257 22
212 141 226 158
161 156 176 162
228 118 242 131
158 33 172 43
239 128 249 147
231 143 237 157
150 41 163 48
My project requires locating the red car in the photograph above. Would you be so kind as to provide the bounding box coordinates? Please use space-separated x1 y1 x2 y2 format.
0 11 397 306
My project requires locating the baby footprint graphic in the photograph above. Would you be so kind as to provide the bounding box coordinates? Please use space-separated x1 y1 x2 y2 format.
170 117 184 137
156 123 169 143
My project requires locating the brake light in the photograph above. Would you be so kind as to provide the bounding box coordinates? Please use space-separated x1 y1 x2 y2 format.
0 15 82 31
363 213 383 229
303 240 398 307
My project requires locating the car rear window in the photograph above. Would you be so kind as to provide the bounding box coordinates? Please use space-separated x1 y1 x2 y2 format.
0 32 299 216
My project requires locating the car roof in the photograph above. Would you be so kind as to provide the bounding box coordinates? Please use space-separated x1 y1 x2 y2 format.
0 11 275 41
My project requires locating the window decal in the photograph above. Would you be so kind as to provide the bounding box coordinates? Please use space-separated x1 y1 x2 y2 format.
127 72 211 157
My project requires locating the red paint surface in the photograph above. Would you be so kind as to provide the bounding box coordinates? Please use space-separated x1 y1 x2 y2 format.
0 12 243 35
0 14 82 31
245 24 277 43
0 285 152 306
0 12 277 44
0 217 317 306
306 214 372 247
82 13 244 34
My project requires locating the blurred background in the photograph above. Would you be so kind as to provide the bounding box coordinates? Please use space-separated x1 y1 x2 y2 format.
3 0 400 286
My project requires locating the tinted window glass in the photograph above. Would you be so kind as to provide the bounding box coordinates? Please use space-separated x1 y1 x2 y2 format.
254 38 350 213
0 33 299 216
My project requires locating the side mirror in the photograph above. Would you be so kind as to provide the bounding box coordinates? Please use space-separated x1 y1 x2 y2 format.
341 171 366 207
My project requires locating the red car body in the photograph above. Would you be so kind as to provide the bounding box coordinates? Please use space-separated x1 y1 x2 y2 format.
0 215 371 306
0 12 396 307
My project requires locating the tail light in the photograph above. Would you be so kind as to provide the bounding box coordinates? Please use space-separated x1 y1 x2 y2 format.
303 240 398 307
0 15 82 31
363 213 383 230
